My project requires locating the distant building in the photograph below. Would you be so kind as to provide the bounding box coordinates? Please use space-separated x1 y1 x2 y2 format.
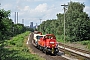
35 23 38 29
30 22 33 28
33 23 38 30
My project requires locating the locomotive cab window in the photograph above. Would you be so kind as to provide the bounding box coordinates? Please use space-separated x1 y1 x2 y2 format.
36 36 43 40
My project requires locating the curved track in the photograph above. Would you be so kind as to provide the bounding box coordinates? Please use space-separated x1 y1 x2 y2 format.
27 33 68 60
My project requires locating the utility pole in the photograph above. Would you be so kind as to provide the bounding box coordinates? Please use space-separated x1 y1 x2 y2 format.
61 4 68 52
40 19 42 32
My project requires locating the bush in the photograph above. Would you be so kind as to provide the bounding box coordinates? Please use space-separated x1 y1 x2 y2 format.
81 41 89 45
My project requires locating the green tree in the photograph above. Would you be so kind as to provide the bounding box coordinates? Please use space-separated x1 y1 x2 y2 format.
65 1 90 42
0 9 32 40
37 1 90 42
0 9 11 40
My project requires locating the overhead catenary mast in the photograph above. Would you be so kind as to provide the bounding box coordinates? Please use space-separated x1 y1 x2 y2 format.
61 4 68 52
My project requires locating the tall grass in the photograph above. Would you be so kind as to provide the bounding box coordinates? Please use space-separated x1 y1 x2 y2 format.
56 35 90 51
81 40 90 50
0 31 44 60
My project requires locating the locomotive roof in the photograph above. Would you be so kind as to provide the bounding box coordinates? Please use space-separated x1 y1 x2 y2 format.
45 34 56 39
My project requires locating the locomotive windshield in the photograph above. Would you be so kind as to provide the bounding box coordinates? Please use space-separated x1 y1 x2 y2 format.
36 36 43 39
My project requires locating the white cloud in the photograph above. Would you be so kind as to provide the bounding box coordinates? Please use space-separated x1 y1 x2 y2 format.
2 4 12 10
71 0 86 2
84 6 90 16
25 0 54 2
18 3 47 17
14 2 64 26
35 3 47 12
1 0 90 26
24 6 30 11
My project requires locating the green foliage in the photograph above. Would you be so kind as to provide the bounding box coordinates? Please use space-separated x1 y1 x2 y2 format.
81 41 89 45
0 31 44 60
80 40 90 50
37 1 90 42
65 1 90 42
87 42 90 50
56 35 64 43
66 2 83 41
0 9 11 40
0 9 33 40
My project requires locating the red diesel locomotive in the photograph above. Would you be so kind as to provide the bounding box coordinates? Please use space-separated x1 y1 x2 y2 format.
38 34 59 55
32 31 59 55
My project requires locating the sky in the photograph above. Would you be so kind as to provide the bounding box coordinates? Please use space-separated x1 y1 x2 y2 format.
0 0 90 26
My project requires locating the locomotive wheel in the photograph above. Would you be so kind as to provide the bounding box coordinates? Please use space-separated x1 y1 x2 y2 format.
38 45 40 49
43 47 46 53
43 47 48 55
45 50 48 55
37 45 39 49
53 53 57 56
39 46 42 51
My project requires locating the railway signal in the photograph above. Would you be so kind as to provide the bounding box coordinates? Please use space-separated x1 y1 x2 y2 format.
61 4 68 53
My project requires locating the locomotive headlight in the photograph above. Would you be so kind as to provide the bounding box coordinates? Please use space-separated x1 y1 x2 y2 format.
50 42 54 44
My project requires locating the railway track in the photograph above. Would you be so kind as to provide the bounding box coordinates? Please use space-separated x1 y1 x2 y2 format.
27 32 90 60
58 43 90 60
59 43 90 54
27 33 68 60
